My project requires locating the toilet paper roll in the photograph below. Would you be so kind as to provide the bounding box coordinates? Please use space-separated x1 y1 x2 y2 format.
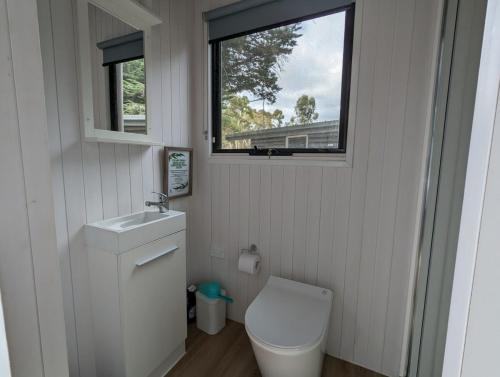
238 252 261 275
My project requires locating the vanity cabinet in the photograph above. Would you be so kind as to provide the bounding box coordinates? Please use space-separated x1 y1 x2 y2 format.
87 222 186 377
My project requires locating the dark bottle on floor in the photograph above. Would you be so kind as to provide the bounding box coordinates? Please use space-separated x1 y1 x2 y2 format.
187 284 197 323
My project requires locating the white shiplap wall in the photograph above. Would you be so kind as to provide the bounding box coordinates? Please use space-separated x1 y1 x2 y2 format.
36 0 193 376
188 0 443 376
37 0 443 376
1 0 69 375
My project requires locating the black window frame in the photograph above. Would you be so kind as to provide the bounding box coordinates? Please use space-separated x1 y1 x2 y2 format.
108 63 120 132
210 3 355 156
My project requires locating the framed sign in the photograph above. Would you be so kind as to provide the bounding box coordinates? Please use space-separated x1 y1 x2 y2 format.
163 147 193 198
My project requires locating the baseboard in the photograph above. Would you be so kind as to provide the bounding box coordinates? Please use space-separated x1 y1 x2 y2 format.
147 343 185 377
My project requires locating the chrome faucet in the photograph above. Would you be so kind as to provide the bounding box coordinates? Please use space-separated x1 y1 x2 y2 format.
145 192 169 213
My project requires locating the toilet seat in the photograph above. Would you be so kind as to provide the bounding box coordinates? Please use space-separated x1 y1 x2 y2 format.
245 276 333 351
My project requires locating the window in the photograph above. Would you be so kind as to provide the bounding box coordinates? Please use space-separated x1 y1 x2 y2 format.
210 3 355 155
286 135 308 148
108 58 147 134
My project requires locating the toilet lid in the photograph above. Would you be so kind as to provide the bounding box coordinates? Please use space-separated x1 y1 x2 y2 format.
245 276 333 350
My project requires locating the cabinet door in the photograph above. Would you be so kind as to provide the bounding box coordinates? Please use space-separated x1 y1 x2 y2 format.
119 231 187 377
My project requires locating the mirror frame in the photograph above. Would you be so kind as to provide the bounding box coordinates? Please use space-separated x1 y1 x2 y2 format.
76 0 162 145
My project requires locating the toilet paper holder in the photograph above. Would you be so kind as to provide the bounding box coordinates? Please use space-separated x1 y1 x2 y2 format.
241 244 258 255
238 244 260 275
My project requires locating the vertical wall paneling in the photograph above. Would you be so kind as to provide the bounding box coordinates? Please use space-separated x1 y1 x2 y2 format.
236 165 250 320
149 0 165 199
227 165 241 319
99 143 119 219
368 0 415 371
37 0 194 375
280 166 296 279
340 0 378 363
1 0 69 374
129 145 145 213
170 0 181 146
48 0 98 374
37 0 444 374
152 146 163 194
180 0 190 147
305 167 323 285
291 167 307 282
210 164 230 292
149 0 163 143
80 4 105 225
160 0 172 145
329 169 352 356
116 145 132 216
0 23 44 370
37 0 81 373
354 0 396 366
190 0 444 375
141 146 154 203
258 167 271 290
82 141 104 223
316 169 337 289
220 166 231 291
269 167 284 277
188 0 204 283
246 166 261 305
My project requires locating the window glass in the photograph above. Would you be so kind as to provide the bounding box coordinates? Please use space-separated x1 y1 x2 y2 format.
287 135 308 148
213 6 354 153
122 58 146 134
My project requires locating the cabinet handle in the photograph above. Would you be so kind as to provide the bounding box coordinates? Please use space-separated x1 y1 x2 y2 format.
135 245 178 267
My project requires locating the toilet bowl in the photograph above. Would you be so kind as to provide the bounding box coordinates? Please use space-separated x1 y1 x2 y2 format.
245 276 333 377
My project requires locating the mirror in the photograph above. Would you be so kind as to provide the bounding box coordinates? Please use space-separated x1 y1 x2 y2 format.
89 3 146 134
76 0 161 145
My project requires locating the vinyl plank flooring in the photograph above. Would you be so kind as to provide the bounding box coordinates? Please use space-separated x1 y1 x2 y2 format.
166 321 385 377
322 356 384 377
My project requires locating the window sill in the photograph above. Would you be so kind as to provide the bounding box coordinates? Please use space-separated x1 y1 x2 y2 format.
208 152 352 168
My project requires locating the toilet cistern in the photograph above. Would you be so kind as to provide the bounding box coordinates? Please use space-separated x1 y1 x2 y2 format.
145 191 169 213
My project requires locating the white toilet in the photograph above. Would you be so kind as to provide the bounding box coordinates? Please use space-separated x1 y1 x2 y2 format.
245 276 333 377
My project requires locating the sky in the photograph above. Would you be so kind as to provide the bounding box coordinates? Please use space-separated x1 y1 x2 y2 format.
246 11 346 123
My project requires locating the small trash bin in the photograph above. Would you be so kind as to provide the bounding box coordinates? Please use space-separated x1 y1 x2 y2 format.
196 289 227 335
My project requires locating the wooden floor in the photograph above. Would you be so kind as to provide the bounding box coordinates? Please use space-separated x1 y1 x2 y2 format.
166 320 385 377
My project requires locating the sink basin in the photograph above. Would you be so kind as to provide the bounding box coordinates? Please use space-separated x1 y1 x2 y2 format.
98 211 171 231
85 210 186 254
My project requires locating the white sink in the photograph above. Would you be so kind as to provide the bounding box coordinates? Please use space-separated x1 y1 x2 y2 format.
97 211 172 231
85 210 186 254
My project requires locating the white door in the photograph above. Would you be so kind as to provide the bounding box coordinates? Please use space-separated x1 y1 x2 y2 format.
119 231 187 377
0 290 11 377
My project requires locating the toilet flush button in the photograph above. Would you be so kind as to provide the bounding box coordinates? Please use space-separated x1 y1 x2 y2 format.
322 290 327 295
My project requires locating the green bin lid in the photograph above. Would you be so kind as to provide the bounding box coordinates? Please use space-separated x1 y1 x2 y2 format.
198 282 233 303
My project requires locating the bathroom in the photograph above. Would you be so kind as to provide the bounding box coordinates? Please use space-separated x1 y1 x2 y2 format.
1 0 499 376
